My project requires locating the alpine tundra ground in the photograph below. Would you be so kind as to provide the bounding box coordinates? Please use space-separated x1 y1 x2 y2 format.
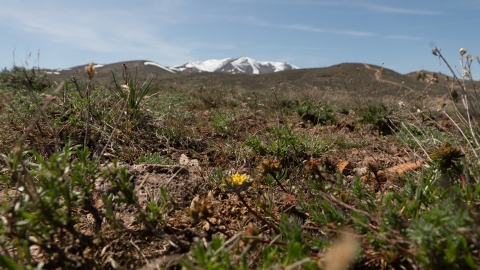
1 48 480 269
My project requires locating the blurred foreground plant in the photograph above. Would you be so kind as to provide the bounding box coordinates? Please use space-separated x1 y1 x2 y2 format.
0 144 100 268
430 141 466 187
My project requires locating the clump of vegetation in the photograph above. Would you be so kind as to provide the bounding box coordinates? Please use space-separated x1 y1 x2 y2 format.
0 66 52 92
137 152 174 165
357 102 391 124
296 100 336 125
211 110 237 135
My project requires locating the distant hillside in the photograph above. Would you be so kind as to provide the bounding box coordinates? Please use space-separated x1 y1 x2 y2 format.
44 60 179 84
44 60 465 101
160 62 455 100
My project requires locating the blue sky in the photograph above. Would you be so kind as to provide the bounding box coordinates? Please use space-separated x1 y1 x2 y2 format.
1 0 479 77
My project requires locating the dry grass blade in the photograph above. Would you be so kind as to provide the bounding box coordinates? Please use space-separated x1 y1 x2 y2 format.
284 257 313 270
13 81 64 154
138 254 184 270
319 230 359 270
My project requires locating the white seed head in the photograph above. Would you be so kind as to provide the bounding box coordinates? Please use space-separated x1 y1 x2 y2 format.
460 47 467 56
462 69 471 78
121 84 129 92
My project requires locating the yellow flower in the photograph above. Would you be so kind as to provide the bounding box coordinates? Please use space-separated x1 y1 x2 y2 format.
229 173 250 185
224 173 251 191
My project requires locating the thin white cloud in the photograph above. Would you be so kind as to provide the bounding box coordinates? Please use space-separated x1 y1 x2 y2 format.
384 19 480 32
238 16 377 37
360 3 442 15
249 45 342 50
227 0 442 15
285 24 376 37
0 2 195 66
458 0 480 9
385 35 423 41
187 42 235 50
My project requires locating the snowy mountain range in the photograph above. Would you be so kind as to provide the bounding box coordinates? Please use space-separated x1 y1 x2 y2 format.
43 57 299 77
171 57 299 74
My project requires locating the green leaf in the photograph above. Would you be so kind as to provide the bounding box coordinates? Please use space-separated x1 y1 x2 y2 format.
0 254 24 270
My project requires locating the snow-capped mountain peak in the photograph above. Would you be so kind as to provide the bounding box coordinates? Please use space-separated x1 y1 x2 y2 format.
173 57 298 74
184 58 232 72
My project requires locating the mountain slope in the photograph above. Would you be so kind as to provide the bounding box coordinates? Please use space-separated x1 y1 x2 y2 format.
43 60 179 82
42 59 460 100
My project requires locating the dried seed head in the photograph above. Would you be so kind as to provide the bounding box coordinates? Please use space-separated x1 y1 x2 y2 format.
304 157 322 175
241 223 260 245
188 198 214 222
432 48 438 56
121 84 130 93
460 47 467 56
244 222 259 236
367 161 379 173
462 69 471 78
430 141 464 172
85 62 96 80
259 159 282 176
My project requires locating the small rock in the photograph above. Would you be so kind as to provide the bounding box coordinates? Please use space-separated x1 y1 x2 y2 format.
179 154 190 166
353 167 368 176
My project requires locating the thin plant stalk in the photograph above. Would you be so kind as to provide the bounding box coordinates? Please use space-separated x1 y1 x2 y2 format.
270 172 289 194
84 79 91 150
235 191 280 233
442 110 478 158
433 47 477 116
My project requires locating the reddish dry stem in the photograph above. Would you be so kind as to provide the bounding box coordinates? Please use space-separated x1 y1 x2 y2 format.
372 171 384 191
236 192 280 233
449 161 466 188
271 173 289 194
